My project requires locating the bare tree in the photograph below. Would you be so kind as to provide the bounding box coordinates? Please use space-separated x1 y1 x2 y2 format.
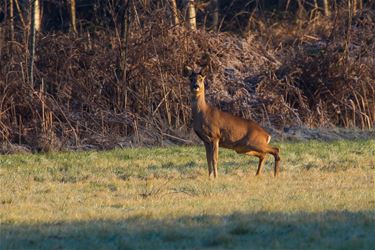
323 0 330 16
14 0 25 31
187 0 196 31
351 0 363 15
70 0 77 33
169 0 179 25
10 0 14 41
28 0 37 87
314 0 319 9
211 0 218 31
121 0 131 82
34 0 41 31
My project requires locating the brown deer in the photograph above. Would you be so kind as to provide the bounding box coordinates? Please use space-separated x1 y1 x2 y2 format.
183 64 280 178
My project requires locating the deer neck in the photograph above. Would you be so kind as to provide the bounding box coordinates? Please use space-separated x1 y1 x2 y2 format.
191 92 208 114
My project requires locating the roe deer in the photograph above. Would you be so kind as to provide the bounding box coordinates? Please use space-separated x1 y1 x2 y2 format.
183 65 280 178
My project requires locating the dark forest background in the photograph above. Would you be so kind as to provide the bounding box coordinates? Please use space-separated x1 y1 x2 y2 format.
0 0 374 152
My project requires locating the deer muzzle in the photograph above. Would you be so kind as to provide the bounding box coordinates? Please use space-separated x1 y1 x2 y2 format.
192 83 200 92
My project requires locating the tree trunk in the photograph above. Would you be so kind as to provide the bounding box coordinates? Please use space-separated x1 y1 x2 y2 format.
34 0 41 31
359 0 363 14
169 0 179 25
119 0 131 110
14 0 26 30
211 0 218 31
10 0 14 41
187 0 196 31
287 0 292 11
351 0 363 15
314 0 318 9
29 0 37 87
323 0 330 16
70 0 77 33
297 0 306 21
121 0 132 81
0 2 3 47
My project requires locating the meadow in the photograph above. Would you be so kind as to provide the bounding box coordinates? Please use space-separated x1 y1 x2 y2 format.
1 139 374 249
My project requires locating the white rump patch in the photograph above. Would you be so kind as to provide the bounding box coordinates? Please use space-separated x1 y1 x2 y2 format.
267 135 271 144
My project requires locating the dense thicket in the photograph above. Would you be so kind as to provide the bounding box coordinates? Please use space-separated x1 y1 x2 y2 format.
0 1 374 151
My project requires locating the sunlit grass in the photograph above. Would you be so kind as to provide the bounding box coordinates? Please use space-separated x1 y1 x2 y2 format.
0 140 374 249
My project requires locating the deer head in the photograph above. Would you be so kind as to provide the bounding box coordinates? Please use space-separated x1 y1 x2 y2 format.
183 54 210 97
183 66 206 97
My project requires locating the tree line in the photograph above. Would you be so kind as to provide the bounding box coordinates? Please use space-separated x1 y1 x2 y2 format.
0 1 374 151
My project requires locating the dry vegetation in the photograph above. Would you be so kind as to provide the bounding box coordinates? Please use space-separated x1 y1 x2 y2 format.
1 140 374 249
0 2 374 151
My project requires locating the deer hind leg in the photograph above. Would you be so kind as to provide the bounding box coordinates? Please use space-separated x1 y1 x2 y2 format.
271 147 280 177
245 151 266 176
262 145 280 177
245 145 280 177
204 142 213 177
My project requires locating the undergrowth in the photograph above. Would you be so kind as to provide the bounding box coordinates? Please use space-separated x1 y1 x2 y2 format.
0 4 374 151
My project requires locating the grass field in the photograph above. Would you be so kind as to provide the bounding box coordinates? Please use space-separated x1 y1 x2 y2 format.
1 140 375 249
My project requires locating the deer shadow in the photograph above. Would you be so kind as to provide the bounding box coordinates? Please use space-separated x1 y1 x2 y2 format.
1 210 374 249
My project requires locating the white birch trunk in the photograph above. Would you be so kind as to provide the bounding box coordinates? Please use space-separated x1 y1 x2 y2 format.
70 0 77 33
323 0 330 16
34 0 41 31
170 0 179 25
188 0 196 31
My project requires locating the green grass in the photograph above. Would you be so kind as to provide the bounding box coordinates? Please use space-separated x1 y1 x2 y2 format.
1 140 375 249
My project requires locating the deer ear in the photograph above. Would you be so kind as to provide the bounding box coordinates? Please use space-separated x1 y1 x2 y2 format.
199 65 209 76
183 66 193 77
199 53 210 67
199 53 210 76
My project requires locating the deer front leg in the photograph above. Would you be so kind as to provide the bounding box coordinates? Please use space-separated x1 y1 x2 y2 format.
212 139 219 178
204 142 213 177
